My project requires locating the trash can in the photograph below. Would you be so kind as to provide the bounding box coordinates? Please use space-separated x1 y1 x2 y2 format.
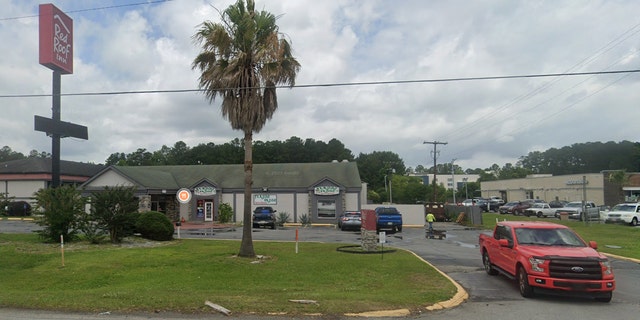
559 213 569 221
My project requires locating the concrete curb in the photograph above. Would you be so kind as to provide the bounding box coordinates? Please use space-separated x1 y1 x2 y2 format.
344 248 469 317
405 249 469 311
603 252 640 264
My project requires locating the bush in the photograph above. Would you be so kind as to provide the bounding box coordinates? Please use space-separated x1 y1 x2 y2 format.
218 203 233 223
276 212 290 226
91 186 139 243
33 185 85 243
77 210 107 244
299 213 311 227
135 211 174 241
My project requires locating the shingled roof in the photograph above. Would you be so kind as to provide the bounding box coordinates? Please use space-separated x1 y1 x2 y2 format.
90 161 361 190
0 158 104 177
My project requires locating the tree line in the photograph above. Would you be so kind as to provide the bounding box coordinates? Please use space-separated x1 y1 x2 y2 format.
2 139 638 204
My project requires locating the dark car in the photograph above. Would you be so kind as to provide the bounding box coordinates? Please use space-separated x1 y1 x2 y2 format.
3 201 32 216
337 211 361 231
548 200 569 208
475 199 501 212
252 206 276 229
498 201 531 215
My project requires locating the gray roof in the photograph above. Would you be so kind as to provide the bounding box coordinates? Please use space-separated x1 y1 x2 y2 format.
0 158 104 177
98 161 362 190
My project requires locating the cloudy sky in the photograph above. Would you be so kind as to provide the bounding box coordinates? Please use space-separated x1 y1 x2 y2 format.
1 0 639 171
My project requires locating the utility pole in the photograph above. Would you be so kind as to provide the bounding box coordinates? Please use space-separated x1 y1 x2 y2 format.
451 158 456 205
423 141 448 202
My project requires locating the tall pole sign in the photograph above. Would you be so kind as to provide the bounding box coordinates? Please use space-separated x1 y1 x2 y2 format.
38 3 73 74
36 4 88 188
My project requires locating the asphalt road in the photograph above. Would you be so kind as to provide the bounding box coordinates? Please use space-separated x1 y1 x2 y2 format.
1 220 639 320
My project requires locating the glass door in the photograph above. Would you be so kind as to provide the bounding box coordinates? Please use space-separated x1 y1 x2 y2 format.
204 202 214 221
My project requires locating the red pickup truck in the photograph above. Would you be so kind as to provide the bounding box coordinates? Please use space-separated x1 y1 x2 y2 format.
479 221 615 302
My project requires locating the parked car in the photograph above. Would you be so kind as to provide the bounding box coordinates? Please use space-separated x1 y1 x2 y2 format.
475 199 501 212
252 206 276 229
489 196 505 205
498 201 531 215
338 211 362 231
499 201 518 214
604 202 640 226
461 199 475 206
3 201 32 216
548 200 569 208
524 203 557 218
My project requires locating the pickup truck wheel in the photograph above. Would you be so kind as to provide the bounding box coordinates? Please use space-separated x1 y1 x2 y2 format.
536 212 543 218
595 292 612 303
630 217 638 226
517 266 534 298
396 225 403 232
482 252 498 276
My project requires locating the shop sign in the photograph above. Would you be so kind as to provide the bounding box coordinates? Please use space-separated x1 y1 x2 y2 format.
254 194 277 205
566 180 588 185
314 186 339 195
39 4 73 74
176 188 192 204
194 186 216 196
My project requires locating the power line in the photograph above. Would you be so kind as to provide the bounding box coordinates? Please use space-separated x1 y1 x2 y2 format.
0 0 173 21
2 68 639 99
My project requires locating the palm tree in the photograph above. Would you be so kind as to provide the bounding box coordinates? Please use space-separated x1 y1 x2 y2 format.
192 0 300 257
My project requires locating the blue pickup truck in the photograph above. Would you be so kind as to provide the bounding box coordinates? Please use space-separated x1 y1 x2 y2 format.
375 207 403 233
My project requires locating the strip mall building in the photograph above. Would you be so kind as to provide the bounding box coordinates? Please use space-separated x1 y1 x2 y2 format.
481 171 640 207
80 161 365 224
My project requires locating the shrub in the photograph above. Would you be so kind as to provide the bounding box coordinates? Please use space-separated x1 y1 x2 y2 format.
77 210 107 244
299 213 311 227
276 212 290 226
91 186 139 243
135 211 174 241
33 185 85 242
218 202 233 223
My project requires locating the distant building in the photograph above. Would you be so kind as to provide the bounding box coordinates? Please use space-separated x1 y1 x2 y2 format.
480 171 640 206
80 161 364 224
0 158 104 203
409 173 480 196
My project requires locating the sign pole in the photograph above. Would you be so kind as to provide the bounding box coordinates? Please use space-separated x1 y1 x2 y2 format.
60 235 65 267
51 71 61 187
37 4 88 188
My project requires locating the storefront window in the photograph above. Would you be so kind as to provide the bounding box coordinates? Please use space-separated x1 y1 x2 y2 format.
317 199 336 218
151 200 166 212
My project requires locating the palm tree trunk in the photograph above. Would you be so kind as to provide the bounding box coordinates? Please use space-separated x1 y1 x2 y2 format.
238 130 256 257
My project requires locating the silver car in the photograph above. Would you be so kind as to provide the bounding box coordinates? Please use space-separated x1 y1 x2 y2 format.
337 211 361 231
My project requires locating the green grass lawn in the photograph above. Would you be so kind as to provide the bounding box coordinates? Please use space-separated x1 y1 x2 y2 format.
480 213 640 259
0 234 456 316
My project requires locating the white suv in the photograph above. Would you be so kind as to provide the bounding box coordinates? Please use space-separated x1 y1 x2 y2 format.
605 202 640 226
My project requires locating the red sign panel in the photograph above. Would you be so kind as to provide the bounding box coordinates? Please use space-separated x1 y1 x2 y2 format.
39 4 73 74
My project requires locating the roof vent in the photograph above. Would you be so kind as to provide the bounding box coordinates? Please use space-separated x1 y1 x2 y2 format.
331 160 338 163
342 159 349 163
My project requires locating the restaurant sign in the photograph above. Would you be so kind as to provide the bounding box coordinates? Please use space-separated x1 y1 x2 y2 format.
39 4 73 74
254 194 277 205
314 186 340 195
194 186 216 196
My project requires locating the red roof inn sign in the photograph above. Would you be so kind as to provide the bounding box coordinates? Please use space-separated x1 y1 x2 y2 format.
39 3 73 74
